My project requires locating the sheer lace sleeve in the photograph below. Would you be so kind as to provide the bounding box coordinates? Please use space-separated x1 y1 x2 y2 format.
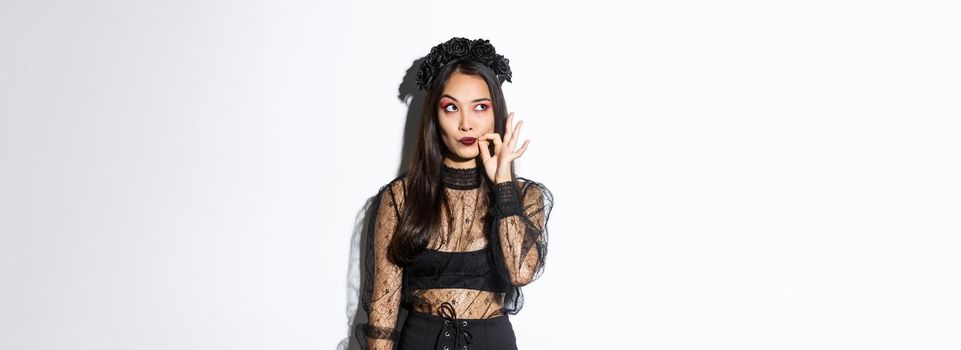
489 177 554 290
354 178 405 350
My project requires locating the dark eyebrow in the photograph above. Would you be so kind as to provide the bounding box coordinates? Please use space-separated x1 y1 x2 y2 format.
441 94 491 103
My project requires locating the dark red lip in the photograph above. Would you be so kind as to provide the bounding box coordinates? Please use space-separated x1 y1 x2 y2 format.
459 137 476 145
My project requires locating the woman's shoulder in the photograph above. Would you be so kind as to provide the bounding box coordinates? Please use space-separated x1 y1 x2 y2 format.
375 172 410 201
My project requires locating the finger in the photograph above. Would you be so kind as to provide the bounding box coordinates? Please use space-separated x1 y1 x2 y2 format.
480 133 500 144
478 139 492 162
481 132 502 155
508 120 523 151
477 135 490 153
514 139 530 159
489 132 503 154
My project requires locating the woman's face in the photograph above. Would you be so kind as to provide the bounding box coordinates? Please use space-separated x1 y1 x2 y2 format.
437 70 495 165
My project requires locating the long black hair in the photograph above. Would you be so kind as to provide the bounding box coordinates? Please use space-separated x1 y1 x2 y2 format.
388 57 517 265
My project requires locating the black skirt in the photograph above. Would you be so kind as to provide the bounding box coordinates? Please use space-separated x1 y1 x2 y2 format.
399 303 518 350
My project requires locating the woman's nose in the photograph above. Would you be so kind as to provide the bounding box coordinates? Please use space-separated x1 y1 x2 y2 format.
459 115 472 131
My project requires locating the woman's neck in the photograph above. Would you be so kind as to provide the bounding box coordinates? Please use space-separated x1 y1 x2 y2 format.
442 156 478 169
440 157 482 190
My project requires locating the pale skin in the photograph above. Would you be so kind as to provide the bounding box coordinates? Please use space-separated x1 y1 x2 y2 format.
438 70 530 183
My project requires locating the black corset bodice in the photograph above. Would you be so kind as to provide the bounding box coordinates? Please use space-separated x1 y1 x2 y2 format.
405 247 510 293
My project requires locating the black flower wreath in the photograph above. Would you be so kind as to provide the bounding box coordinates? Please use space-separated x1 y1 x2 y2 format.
416 37 513 90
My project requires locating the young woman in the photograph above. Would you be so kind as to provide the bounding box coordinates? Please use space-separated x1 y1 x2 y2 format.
354 37 554 350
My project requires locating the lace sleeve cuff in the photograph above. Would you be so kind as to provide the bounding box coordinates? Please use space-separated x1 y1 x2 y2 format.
363 324 401 341
492 181 523 219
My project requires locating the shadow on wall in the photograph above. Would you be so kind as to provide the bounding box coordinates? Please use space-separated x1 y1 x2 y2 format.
337 57 427 350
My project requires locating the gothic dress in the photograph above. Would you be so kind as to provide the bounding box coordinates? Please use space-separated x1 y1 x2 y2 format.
354 163 554 350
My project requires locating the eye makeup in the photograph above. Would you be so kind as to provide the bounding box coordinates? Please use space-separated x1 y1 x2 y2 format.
440 100 491 113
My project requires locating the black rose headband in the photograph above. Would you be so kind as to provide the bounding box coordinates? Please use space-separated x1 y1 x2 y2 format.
415 37 513 90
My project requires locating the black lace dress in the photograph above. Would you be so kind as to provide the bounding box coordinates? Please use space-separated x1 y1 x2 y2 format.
354 163 554 350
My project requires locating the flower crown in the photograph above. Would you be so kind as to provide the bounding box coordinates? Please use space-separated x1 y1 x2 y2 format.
416 37 513 90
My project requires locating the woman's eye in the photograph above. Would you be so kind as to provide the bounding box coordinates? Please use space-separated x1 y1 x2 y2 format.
474 104 489 111
444 104 457 112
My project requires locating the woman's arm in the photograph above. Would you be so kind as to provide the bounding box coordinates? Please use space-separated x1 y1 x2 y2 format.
364 181 405 349
491 179 554 286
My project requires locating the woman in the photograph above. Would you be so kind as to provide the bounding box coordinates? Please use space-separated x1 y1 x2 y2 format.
354 37 554 350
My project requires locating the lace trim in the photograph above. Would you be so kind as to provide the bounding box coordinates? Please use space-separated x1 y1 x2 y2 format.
362 324 401 341
441 163 481 190
492 181 523 218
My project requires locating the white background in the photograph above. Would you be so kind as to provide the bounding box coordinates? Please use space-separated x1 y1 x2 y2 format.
1 1 959 349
